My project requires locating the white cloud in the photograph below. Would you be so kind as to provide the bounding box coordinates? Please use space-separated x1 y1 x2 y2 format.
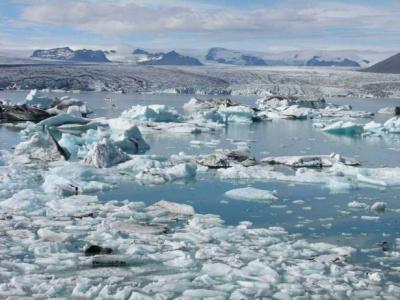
19 0 400 37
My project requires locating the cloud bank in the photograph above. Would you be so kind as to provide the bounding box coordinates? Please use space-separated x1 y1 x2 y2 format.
20 0 400 37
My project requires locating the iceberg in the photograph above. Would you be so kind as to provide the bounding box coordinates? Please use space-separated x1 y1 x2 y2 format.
262 153 360 168
148 200 195 216
135 163 197 185
121 105 182 122
83 138 130 168
25 89 54 109
217 105 257 123
14 132 66 162
321 120 364 135
383 116 400 133
184 98 259 124
256 96 373 120
225 187 278 202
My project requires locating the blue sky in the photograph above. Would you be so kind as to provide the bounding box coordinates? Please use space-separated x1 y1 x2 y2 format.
0 0 399 54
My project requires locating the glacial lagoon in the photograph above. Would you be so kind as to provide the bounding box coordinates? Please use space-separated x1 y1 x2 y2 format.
1 90 400 298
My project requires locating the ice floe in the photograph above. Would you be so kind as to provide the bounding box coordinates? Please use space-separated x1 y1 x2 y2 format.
262 153 360 168
184 98 260 124
121 104 182 122
256 96 373 120
225 187 278 202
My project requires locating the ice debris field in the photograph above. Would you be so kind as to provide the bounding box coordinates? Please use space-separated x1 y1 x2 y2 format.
1 90 400 298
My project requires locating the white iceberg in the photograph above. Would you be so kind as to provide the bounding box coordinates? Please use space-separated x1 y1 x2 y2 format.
83 138 130 168
321 120 364 135
225 187 278 202
25 89 54 109
383 116 400 133
14 132 66 162
135 163 197 185
121 105 182 122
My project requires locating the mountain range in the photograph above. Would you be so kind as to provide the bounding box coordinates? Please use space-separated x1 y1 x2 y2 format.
31 47 111 63
26 47 394 69
132 49 202 66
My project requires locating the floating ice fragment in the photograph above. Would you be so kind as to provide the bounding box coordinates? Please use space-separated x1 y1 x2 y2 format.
348 201 369 210
262 153 360 168
84 138 129 168
37 228 71 242
25 89 54 109
135 163 197 184
225 187 278 202
149 200 195 216
121 105 182 122
14 132 66 162
321 120 364 136
370 202 386 213
383 116 400 133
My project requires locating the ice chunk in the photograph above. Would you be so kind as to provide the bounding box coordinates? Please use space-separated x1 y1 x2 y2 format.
363 121 383 135
121 105 182 122
14 132 66 162
348 201 369 210
225 187 278 202
378 107 400 115
0 189 50 210
383 116 400 133
46 195 99 217
111 126 150 154
135 163 197 184
37 228 71 242
34 113 90 129
149 200 195 216
217 105 256 123
84 138 129 168
262 153 360 168
183 97 215 112
321 121 364 135
370 202 386 213
25 89 54 109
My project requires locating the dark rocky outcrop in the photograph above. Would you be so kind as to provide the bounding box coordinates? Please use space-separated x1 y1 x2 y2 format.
0 102 52 122
84 245 113 256
362 53 400 74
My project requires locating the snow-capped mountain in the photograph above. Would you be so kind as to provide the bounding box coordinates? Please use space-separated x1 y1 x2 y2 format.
201 48 372 67
31 47 111 63
132 49 203 66
205 47 267 66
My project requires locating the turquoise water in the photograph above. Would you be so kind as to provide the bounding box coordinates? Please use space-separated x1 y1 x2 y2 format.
2 91 400 268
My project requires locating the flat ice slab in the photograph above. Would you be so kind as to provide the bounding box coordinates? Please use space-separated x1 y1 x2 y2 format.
225 187 278 201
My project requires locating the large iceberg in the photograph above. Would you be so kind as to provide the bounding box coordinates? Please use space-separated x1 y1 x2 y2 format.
256 96 373 120
25 89 54 109
121 104 182 122
320 120 364 136
383 116 400 133
184 98 259 124
83 138 130 168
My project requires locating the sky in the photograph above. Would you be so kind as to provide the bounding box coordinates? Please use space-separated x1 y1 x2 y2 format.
0 0 399 55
